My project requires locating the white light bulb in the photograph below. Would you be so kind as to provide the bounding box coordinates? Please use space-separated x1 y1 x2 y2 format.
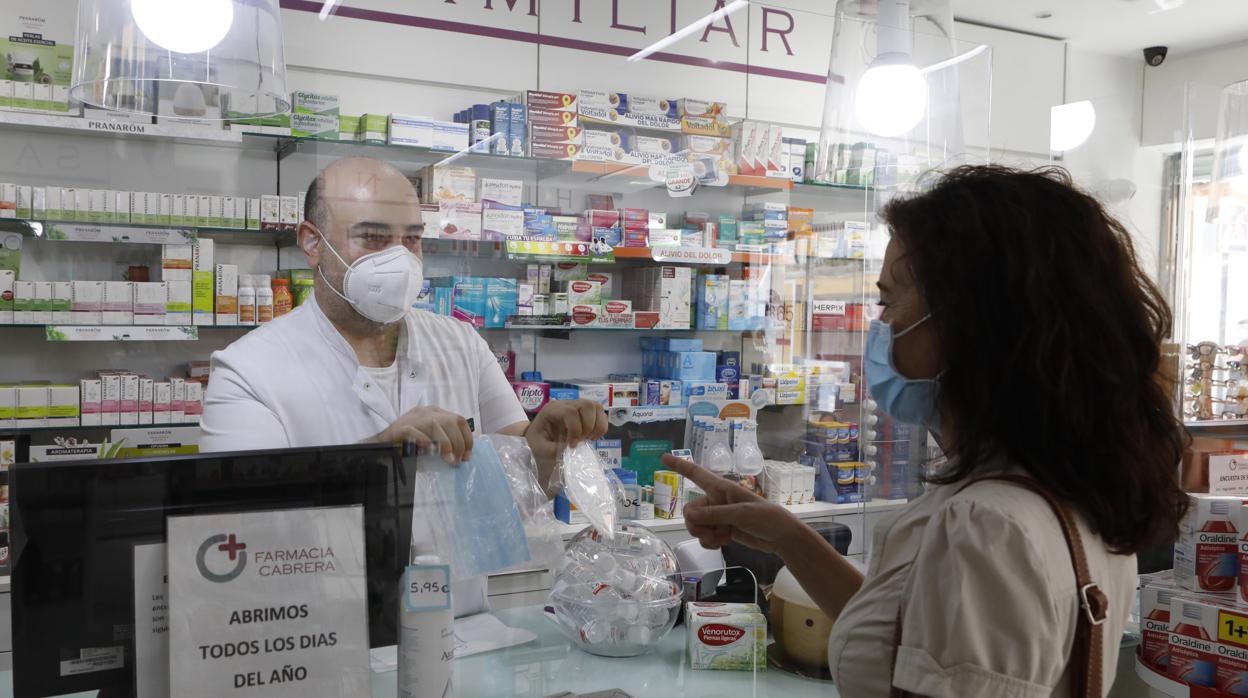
131 0 234 54
1050 101 1096 153
855 63 927 137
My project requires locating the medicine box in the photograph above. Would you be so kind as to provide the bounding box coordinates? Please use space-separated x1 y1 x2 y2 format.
133 282 168 325
567 279 601 305
79 379 102 427
71 281 103 325
184 381 203 424
153 382 172 424
215 264 239 326
1175 494 1245 593
32 281 52 324
119 373 139 425
247 198 262 230
99 373 120 426
687 604 767 671
0 270 13 324
16 386 49 427
0 386 13 428
279 196 299 230
51 281 73 324
260 195 281 230
192 239 215 325
47 385 80 428
137 377 153 425
170 378 186 423
292 91 339 116
166 280 192 325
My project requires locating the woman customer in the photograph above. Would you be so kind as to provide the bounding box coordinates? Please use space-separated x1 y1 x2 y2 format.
665 165 1187 697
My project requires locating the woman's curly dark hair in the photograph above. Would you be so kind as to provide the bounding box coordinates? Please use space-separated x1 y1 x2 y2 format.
881 164 1188 554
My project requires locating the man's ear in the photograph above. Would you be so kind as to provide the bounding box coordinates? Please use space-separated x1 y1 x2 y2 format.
298 221 321 267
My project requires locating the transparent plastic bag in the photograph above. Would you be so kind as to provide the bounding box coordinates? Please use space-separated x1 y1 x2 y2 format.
411 434 532 579
559 441 618 541
492 434 564 570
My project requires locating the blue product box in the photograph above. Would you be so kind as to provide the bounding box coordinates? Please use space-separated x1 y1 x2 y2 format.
645 379 683 406
669 351 716 381
592 226 622 247
718 351 740 367
433 286 454 316
666 338 704 352
491 102 511 155
594 439 623 469
509 102 527 157
485 277 517 328
716 363 740 384
553 491 571 523
697 274 729 330
683 380 727 402
451 275 488 328
549 387 579 401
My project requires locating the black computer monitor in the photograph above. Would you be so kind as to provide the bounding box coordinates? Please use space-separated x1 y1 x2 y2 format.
10 443 415 698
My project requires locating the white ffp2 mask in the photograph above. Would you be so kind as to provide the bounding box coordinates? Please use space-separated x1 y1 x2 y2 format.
316 233 424 324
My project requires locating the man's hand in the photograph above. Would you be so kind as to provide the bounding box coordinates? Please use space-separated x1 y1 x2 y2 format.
662 453 803 555
370 406 473 464
523 399 608 491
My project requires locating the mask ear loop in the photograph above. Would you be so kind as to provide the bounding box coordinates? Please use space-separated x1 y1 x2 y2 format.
310 225 359 308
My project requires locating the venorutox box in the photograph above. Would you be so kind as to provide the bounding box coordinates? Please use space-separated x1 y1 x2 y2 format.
686 603 767 671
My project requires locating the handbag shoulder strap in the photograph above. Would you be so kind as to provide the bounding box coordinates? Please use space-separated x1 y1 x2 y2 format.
889 474 1108 698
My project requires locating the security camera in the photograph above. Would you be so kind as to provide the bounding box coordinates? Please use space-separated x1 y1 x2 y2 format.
1144 46 1168 66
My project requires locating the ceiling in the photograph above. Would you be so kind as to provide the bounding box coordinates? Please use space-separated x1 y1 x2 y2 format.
953 0 1248 57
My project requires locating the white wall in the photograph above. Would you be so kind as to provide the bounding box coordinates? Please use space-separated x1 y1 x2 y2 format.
1141 40 1248 146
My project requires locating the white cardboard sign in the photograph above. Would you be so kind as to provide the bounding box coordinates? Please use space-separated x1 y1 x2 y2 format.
167 506 371 697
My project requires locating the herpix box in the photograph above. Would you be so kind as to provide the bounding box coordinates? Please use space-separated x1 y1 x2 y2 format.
279 196 298 230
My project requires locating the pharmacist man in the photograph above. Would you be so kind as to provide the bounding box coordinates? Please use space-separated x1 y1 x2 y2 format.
201 156 607 614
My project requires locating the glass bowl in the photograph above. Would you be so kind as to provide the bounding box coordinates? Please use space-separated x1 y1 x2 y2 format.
549 523 683 657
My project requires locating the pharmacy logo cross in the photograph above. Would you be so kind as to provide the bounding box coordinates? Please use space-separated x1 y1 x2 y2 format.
196 532 248 583
219 534 247 560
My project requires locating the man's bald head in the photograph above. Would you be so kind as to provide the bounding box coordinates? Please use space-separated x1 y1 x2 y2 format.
303 157 417 235
297 157 425 328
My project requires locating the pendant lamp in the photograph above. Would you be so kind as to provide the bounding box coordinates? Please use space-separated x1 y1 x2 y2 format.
70 0 289 120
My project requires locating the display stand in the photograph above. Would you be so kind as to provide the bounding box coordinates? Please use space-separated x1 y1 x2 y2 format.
1133 652 1238 697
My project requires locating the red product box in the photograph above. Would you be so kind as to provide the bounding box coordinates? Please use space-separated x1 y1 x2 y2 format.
530 141 582 160
634 311 659 329
622 208 649 223
529 123 583 144
527 107 579 127
584 209 621 228
526 91 578 112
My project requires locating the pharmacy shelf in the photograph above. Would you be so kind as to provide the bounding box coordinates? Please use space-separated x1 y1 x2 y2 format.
569 160 795 192
1133 654 1224 697
0 421 202 435
0 109 249 147
42 325 203 341
1184 419 1248 436
1 219 292 247
555 498 906 539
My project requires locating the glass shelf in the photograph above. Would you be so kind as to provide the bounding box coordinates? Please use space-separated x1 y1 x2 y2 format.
0 421 201 435
1 219 292 247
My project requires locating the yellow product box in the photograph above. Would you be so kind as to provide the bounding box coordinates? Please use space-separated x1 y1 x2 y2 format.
47 384 81 427
0 385 14 427
192 239 215 326
654 470 683 519
16 385 49 427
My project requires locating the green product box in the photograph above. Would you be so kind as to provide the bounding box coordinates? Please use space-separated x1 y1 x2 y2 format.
197 195 211 229
338 115 360 141
626 439 674 487
358 114 388 144
15 185 31 219
292 91 339 116
0 80 11 109
717 215 738 243
292 113 339 140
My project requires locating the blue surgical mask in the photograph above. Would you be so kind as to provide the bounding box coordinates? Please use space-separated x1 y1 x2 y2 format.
865 315 941 428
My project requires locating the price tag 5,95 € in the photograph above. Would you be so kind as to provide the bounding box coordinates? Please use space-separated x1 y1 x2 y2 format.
404 565 451 613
